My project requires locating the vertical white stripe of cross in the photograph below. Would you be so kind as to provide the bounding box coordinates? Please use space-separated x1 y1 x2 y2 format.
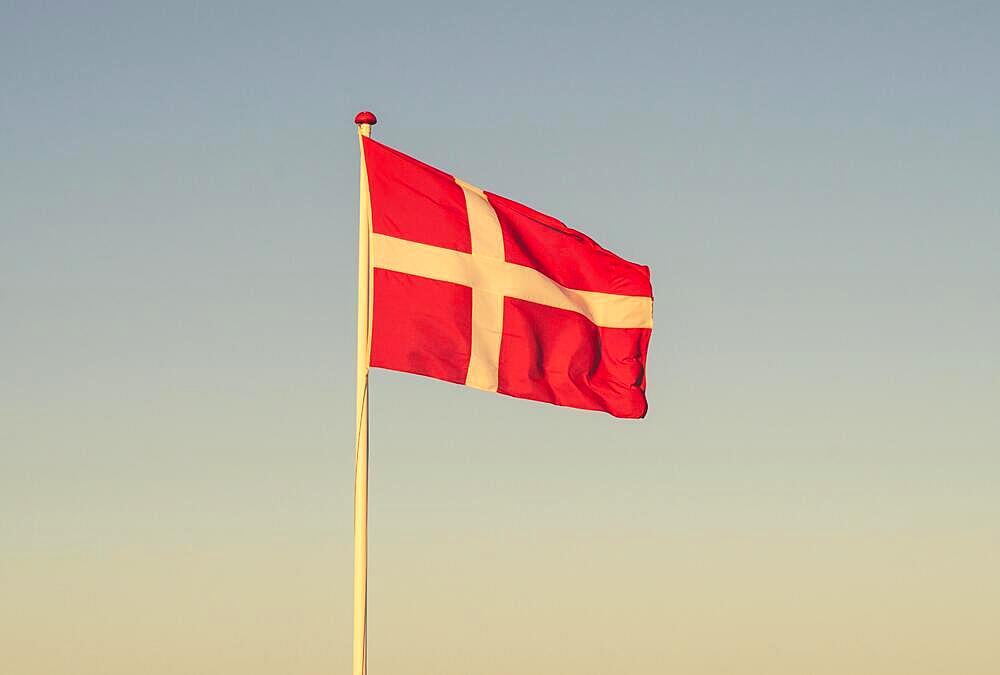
455 178 506 392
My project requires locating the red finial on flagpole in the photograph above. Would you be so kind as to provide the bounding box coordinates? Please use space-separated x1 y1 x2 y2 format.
354 111 377 126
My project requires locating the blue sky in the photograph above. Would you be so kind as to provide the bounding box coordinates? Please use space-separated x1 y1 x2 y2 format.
2 2 998 673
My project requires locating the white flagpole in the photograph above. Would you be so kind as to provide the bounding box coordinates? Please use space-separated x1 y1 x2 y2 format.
352 110 376 675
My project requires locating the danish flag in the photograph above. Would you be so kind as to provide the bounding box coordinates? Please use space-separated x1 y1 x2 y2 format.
362 137 654 418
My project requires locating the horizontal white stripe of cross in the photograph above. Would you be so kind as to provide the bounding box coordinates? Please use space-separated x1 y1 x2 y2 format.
371 178 653 393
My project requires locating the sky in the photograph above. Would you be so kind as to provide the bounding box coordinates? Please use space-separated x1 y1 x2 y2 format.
2 1 998 673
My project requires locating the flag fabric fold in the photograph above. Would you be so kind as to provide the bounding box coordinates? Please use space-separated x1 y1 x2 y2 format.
362 137 653 418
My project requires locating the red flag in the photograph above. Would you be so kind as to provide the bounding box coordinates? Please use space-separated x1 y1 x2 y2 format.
362 137 653 418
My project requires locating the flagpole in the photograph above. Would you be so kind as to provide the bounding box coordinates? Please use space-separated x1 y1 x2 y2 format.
352 110 376 675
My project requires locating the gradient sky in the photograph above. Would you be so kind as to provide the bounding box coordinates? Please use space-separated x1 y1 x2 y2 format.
2 2 998 673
